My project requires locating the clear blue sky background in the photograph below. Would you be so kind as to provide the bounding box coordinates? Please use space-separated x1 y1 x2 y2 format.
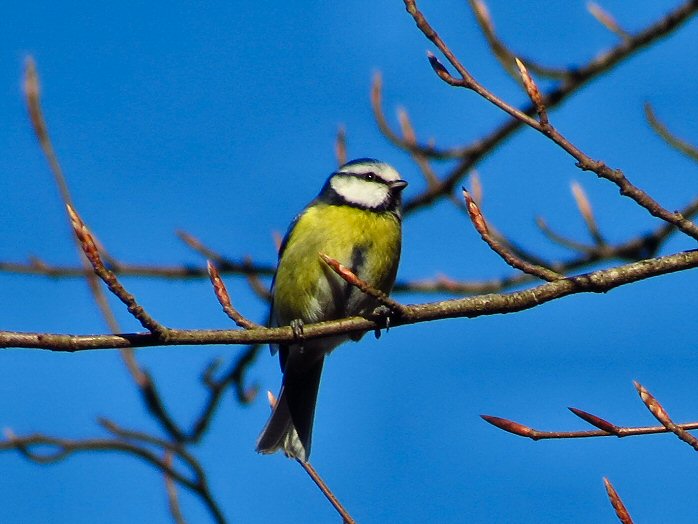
2 1 697 522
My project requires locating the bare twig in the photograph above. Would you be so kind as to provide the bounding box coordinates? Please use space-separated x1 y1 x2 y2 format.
188 344 262 442
468 0 571 80
535 217 598 255
265 391 356 523
402 0 698 214
319 253 408 316
164 451 187 524
481 412 698 441
398 108 441 189
23 56 147 384
588 2 632 40
481 381 698 442
243 256 273 302
1 427 226 524
406 0 698 241
298 460 357 524
6 195 698 298
66 205 169 336
462 189 563 281
370 72 470 159
207 261 261 329
571 181 606 246
644 102 698 162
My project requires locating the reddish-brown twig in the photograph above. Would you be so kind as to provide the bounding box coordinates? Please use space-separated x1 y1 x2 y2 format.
207 261 260 329
603 478 634 524
23 56 147 384
243 255 273 302
462 189 562 282
265 392 356 524
481 408 698 441
66 204 168 336
298 460 356 524
319 253 408 316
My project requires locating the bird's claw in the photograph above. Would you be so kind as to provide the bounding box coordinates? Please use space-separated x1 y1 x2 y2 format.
290 319 305 350
372 305 393 339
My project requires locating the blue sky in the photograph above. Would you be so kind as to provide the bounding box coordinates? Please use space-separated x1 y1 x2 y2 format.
2 1 698 522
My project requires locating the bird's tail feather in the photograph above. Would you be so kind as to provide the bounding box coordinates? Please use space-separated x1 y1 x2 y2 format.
256 355 325 462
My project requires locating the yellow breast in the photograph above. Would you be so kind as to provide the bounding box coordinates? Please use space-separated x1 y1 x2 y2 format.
272 203 402 325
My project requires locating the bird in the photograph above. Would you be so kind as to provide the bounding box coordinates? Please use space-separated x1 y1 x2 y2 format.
256 158 407 462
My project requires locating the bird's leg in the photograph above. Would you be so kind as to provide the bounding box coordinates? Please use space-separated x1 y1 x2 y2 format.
371 305 394 339
290 318 305 352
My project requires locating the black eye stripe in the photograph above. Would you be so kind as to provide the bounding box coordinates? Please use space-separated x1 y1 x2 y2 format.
338 171 388 184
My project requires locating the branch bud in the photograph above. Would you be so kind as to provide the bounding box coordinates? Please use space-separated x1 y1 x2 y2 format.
514 57 548 125
462 188 489 236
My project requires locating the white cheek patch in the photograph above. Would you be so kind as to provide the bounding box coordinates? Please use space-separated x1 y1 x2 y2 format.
330 176 389 208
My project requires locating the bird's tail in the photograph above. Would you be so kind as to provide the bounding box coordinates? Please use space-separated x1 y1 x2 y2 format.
256 355 325 462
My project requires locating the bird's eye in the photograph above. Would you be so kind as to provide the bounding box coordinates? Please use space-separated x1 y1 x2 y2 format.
365 173 376 181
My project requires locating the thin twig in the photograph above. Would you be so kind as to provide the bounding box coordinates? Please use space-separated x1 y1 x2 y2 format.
481 413 698 440
164 451 187 524
66 204 169 336
23 56 147 384
570 182 606 246
402 0 698 214
188 344 262 442
535 217 598 254
644 102 698 162
406 0 698 240
319 253 408 316
462 189 562 281
468 0 571 80
588 2 632 40
207 261 261 329
6 196 698 297
298 460 357 524
370 72 471 159
265 392 356 524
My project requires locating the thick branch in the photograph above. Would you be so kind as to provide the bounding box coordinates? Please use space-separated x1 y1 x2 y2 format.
2 249 696 351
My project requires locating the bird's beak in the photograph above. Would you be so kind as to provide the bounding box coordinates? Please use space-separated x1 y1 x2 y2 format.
389 180 408 191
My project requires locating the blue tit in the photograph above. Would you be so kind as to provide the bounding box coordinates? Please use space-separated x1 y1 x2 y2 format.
256 158 407 462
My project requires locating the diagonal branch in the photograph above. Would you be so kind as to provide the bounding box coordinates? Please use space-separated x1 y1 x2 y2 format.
406 0 698 240
401 0 698 214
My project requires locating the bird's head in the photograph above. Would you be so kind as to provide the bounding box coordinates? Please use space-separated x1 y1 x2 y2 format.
320 158 408 213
